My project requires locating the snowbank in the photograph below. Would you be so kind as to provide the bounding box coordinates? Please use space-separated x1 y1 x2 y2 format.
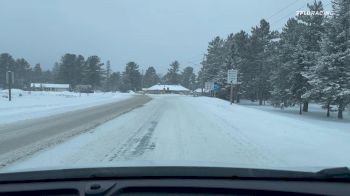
0 90 133 124
146 84 190 91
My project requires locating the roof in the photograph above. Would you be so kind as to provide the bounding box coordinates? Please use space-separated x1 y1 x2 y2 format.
145 84 190 91
30 83 70 88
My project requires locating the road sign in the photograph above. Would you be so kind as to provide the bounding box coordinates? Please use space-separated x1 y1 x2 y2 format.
227 69 238 84
205 82 214 91
6 71 14 101
6 71 14 85
213 83 219 92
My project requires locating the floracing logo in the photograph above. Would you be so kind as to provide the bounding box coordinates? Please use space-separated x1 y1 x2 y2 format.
296 10 333 16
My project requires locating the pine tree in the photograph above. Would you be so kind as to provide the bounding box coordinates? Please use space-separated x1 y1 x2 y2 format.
271 18 307 112
0 53 15 88
297 1 325 112
181 66 196 90
33 63 43 82
58 54 78 86
164 61 181 84
120 62 141 92
143 66 160 88
108 72 121 91
248 19 275 104
231 31 250 102
201 36 225 83
84 55 104 89
14 58 31 88
103 60 112 91
304 0 350 118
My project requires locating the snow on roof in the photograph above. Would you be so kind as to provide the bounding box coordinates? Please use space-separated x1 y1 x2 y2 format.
30 83 70 88
271 38 281 42
146 84 190 91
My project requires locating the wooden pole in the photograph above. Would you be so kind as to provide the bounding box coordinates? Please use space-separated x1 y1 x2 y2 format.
230 83 233 105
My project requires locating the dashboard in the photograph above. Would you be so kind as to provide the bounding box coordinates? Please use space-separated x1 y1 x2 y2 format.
1 178 350 195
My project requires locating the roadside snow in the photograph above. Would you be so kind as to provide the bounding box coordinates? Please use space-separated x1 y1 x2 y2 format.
0 89 133 124
146 84 189 91
3 95 350 172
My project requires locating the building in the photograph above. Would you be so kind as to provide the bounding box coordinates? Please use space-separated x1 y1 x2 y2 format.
143 84 190 94
193 88 209 96
74 85 93 93
30 83 70 92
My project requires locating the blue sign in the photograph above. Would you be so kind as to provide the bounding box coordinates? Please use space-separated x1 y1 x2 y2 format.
212 83 220 92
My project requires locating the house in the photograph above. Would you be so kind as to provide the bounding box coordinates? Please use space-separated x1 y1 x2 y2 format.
143 84 190 94
193 88 209 96
30 83 70 92
74 84 93 93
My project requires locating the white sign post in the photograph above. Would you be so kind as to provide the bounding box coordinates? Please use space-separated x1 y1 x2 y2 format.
227 69 238 104
227 69 238 84
204 82 214 92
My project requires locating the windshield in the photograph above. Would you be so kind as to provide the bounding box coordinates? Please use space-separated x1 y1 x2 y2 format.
0 0 349 174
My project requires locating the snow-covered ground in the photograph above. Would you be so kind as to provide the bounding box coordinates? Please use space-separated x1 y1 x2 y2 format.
3 95 350 173
0 89 133 124
239 99 350 123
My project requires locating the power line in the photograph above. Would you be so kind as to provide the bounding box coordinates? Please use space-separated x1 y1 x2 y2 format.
271 1 332 30
271 3 307 25
267 0 299 20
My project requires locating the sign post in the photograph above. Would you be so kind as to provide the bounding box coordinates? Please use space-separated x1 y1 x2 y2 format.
6 71 14 101
227 69 238 105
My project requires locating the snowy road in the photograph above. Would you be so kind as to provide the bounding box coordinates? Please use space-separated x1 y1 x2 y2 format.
2 95 350 172
0 95 151 168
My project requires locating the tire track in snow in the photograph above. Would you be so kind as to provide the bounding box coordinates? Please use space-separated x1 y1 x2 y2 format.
106 100 165 162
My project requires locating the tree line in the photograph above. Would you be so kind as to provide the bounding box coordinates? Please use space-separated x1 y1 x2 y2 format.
0 53 198 92
198 0 350 119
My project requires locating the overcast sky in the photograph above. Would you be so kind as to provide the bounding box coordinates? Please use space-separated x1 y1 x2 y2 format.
0 0 332 74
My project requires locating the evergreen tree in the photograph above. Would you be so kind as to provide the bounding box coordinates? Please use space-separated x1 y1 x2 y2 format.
84 55 104 88
120 62 141 92
248 19 275 104
52 62 60 83
304 0 350 118
73 55 85 86
201 36 225 82
57 54 81 86
103 60 112 91
0 53 15 88
108 72 121 91
14 58 32 88
181 66 196 90
143 66 160 88
164 61 181 84
297 1 325 112
33 63 43 82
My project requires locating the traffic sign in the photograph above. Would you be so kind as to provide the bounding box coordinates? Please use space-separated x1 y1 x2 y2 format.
227 69 238 84
6 71 14 85
6 71 14 101
205 82 214 91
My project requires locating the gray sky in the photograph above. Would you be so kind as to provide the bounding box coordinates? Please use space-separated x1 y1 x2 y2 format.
0 0 332 74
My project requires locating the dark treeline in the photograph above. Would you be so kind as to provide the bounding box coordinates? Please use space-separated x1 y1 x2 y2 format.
199 0 350 119
0 53 199 92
